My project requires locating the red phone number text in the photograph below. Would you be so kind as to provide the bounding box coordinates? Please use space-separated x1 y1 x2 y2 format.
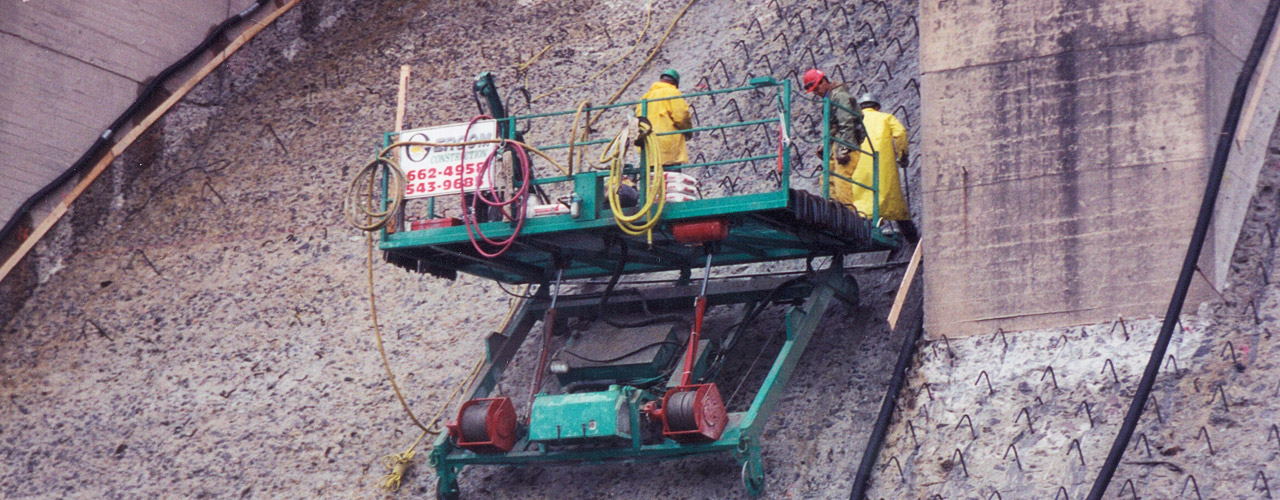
404 163 484 195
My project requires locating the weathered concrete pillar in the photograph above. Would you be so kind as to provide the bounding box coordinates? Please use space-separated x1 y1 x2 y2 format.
920 0 1280 337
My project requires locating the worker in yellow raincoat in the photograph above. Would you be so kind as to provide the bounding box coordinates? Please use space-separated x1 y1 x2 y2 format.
635 69 692 166
803 69 866 208
854 93 917 243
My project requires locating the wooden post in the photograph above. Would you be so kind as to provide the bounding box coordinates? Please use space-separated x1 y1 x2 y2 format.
887 240 923 330
395 65 411 132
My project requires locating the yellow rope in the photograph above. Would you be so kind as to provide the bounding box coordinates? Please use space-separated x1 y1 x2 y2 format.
530 3 654 103
366 231 430 432
587 0 699 131
566 100 590 175
516 44 553 73
378 430 428 491
371 283 529 492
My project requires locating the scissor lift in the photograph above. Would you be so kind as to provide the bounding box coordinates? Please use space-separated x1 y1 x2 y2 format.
368 75 904 498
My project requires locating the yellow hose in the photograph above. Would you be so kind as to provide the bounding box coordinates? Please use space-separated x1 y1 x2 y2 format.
601 120 666 245
343 138 569 235
344 157 405 232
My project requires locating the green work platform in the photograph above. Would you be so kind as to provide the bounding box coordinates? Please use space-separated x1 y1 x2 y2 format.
383 186 883 283
358 74 905 498
375 76 902 284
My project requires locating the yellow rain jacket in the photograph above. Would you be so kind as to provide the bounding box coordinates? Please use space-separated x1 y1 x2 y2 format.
852 108 909 221
636 81 692 165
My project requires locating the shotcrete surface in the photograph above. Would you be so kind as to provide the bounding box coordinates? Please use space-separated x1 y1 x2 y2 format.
0 0 924 498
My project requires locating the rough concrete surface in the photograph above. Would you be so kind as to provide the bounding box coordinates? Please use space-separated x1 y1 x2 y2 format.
919 0 1280 338
868 112 1280 498
0 0 925 498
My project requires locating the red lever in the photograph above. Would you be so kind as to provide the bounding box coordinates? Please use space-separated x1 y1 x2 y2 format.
679 296 707 386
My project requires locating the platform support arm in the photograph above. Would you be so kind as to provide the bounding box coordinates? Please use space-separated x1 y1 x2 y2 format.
736 262 856 438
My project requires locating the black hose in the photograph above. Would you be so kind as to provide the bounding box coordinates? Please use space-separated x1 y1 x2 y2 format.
1084 2 1280 498
0 1 267 249
702 274 811 380
600 287 687 328
848 318 922 499
596 237 630 313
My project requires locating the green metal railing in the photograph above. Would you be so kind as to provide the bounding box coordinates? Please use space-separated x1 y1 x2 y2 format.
373 75 899 255
379 77 794 224
820 96 881 226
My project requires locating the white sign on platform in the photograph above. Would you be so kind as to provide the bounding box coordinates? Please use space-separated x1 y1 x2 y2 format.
396 120 498 199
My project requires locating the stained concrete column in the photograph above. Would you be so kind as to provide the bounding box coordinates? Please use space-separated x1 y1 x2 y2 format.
920 0 1275 338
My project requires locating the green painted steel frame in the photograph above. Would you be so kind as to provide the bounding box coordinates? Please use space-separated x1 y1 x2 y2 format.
429 262 855 497
376 76 901 283
820 96 882 225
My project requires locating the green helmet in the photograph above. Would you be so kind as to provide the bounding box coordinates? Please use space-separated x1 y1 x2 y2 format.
661 68 680 86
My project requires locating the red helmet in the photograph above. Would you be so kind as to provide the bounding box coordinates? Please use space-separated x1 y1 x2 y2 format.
802 69 825 93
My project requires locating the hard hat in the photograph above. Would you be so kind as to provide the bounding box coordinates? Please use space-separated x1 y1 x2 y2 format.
661 68 680 86
859 92 881 109
802 69 825 93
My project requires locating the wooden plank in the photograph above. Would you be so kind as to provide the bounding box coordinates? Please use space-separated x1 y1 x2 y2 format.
395 65 411 132
0 0 303 283
887 240 923 330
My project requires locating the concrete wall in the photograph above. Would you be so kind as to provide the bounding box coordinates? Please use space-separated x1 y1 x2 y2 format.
920 0 1275 338
0 0 254 228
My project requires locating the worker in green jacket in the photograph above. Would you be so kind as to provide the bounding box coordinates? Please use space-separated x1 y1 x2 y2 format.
854 92 917 244
803 68 867 208
636 69 693 166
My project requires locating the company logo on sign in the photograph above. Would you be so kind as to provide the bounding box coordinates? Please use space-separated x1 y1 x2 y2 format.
405 131 431 163
396 120 498 199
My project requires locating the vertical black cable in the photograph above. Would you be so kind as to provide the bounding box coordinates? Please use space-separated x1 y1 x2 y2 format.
849 315 922 499
1085 3 1280 498
0 2 266 251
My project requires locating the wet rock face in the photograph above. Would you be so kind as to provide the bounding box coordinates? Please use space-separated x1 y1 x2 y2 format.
1 0 922 498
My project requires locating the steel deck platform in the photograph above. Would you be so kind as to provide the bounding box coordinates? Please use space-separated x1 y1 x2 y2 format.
382 187 892 283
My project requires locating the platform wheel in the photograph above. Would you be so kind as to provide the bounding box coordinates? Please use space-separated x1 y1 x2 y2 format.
741 457 765 497
436 476 460 500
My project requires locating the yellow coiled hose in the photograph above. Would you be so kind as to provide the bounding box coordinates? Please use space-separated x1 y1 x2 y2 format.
600 118 665 245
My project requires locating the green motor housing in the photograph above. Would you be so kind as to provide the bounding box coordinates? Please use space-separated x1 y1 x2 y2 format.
528 386 636 445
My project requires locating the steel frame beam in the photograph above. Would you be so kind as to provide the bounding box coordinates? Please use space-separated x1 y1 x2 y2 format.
430 260 856 498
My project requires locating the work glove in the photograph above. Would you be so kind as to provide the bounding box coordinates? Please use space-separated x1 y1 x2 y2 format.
634 117 653 147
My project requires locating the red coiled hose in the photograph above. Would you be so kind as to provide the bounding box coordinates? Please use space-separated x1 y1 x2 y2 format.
459 115 531 258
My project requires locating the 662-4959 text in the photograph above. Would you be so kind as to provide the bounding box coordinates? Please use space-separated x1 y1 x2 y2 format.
404 162 486 196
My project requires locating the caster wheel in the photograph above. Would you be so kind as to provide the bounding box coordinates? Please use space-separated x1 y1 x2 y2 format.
436 477 460 500
741 458 765 497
